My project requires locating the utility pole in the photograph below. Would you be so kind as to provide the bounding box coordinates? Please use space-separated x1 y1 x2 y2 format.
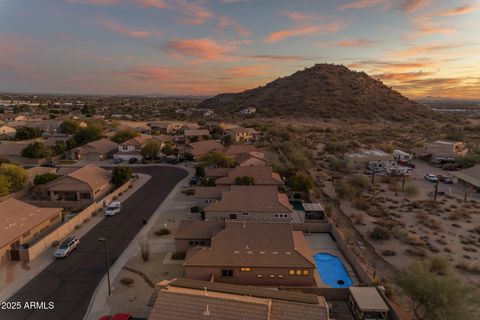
434 181 439 201
98 238 111 296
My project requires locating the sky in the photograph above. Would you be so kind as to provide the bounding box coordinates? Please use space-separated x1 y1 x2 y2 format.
0 0 479 99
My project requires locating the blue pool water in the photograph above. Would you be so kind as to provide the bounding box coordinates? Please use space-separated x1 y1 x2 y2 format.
289 200 304 211
314 253 353 288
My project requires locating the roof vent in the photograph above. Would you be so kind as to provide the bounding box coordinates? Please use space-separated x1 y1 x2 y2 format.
247 251 253 254
272 251 278 255
234 250 240 254
285 251 291 255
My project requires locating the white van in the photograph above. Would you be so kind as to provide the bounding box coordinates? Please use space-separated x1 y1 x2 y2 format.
105 201 122 216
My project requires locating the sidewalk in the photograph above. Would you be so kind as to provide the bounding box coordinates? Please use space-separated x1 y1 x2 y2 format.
83 167 194 320
0 173 151 303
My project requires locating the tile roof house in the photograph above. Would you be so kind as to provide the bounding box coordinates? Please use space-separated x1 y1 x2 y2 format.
224 145 266 167
185 140 225 160
205 167 233 179
225 127 258 143
41 164 111 208
114 135 157 161
215 166 282 186
0 198 62 266
183 129 210 143
234 152 266 167
0 125 16 140
175 220 225 253
204 185 293 221
184 222 316 286
194 186 230 203
148 278 329 320
69 138 118 161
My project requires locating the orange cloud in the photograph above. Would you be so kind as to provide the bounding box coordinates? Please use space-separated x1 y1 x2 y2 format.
218 16 251 37
65 0 121 4
394 43 464 57
339 0 389 10
166 38 233 60
401 0 430 13
99 18 157 38
265 24 341 43
223 65 270 78
336 39 377 47
434 4 479 17
247 54 308 61
177 0 213 25
283 12 318 21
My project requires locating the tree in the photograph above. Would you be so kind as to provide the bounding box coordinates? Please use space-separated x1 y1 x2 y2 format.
195 165 205 177
142 140 161 160
81 104 95 116
396 261 480 320
287 174 313 191
0 164 27 192
161 142 178 156
200 151 234 168
52 140 66 155
73 125 102 145
235 176 255 185
15 127 43 140
111 166 132 187
33 172 58 185
21 142 52 159
221 134 233 146
0 175 11 196
111 128 139 144
59 119 80 135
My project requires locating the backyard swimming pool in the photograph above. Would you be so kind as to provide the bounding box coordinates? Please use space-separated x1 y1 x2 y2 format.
314 252 353 288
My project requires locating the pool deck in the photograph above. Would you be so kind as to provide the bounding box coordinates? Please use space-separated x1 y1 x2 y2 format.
304 233 358 287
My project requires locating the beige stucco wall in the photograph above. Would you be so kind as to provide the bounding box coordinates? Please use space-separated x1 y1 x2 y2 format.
205 211 291 221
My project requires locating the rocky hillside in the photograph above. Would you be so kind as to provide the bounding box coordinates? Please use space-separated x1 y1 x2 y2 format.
199 64 432 122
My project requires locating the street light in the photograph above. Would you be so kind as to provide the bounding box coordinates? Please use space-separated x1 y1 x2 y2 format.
98 237 111 296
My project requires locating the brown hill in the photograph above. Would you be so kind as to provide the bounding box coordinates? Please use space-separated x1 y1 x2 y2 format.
199 64 432 122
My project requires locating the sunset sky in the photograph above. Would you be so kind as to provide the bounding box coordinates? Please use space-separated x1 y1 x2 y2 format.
1 0 479 98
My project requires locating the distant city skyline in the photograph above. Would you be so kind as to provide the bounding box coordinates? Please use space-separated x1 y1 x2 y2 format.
1 0 479 98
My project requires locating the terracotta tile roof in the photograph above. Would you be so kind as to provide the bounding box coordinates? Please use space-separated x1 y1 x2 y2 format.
235 153 266 166
120 136 148 147
149 278 328 320
184 222 315 268
184 129 210 137
187 140 225 157
194 186 230 199
205 186 292 214
175 220 225 240
206 167 233 178
215 166 282 186
0 198 62 249
76 138 118 155
67 164 111 190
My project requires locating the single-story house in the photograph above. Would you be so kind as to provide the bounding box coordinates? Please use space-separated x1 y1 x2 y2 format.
194 186 230 203
234 152 267 167
414 140 469 163
69 138 118 161
148 278 329 320
0 198 62 266
183 129 210 143
215 166 282 186
114 135 152 162
26 119 61 135
175 220 225 253
184 140 225 160
204 185 293 221
453 165 480 191
0 125 16 140
149 121 185 135
184 221 316 286
205 167 233 180
41 164 111 206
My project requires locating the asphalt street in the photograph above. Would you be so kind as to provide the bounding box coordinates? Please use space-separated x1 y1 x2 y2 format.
0 166 188 320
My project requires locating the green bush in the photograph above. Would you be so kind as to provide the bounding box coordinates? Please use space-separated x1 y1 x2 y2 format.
287 174 313 191
155 228 171 236
111 166 132 187
33 172 58 185
369 226 391 240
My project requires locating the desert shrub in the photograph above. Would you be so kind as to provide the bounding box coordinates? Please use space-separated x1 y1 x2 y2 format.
429 256 449 275
120 277 135 286
382 249 396 256
75 224 82 230
171 252 186 260
155 228 171 236
402 184 418 197
369 226 391 240
353 197 370 210
348 174 369 190
51 240 60 247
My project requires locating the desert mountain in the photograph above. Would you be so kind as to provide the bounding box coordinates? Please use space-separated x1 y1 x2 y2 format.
199 64 432 122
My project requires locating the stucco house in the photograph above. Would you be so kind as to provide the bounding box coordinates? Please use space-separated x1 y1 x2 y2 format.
215 166 282 186
184 222 316 286
184 140 225 160
69 138 118 161
225 127 258 143
0 125 16 140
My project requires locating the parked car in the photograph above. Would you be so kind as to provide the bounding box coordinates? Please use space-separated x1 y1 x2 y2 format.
99 314 132 320
128 157 138 164
165 155 179 164
424 174 438 182
113 158 123 164
397 159 415 168
189 176 203 186
438 175 453 184
105 201 122 216
54 237 79 258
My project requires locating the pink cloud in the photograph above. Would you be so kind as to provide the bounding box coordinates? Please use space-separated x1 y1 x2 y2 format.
283 12 318 21
99 18 157 38
335 39 377 47
166 38 233 60
401 0 430 13
339 0 389 10
218 16 251 37
177 0 213 25
265 24 342 43
436 5 478 16
134 0 168 8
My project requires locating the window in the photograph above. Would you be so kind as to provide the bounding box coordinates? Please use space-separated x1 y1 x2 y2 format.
289 270 295 275
229 213 237 220
257 274 263 278
221 269 233 277
269 275 275 278
189 241 193 245
122 146 128 151
242 212 249 216
303 270 309 275
240 267 251 272
296 270 302 275
278 275 284 278
80 193 91 199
